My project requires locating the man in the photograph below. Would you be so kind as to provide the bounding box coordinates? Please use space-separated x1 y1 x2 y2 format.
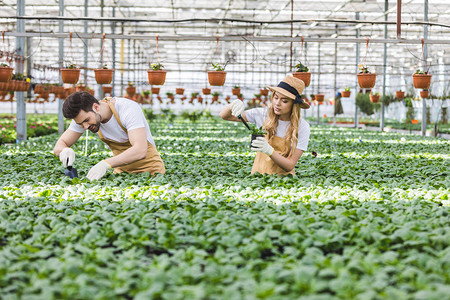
53 91 165 180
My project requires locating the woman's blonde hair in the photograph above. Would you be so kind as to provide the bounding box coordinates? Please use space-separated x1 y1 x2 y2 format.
262 92 301 157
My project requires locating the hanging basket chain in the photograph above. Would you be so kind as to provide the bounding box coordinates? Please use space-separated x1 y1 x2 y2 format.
100 33 106 66
421 38 428 73
156 34 159 63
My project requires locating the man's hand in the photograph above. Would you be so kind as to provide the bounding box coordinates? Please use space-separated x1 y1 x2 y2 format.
251 136 274 156
230 99 245 117
86 160 111 181
59 148 75 167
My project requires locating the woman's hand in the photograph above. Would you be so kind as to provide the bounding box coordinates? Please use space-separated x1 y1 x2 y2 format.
251 137 274 156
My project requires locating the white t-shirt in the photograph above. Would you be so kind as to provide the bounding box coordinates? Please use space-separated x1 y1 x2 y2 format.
68 97 156 147
245 107 310 151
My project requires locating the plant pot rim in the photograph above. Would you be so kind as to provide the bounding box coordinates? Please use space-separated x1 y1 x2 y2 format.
207 71 227 74
94 68 115 71
292 71 311 74
412 73 432 77
357 73 377 76
147 69 167 73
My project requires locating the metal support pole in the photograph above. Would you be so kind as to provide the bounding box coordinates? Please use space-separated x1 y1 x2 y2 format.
381 0 388 131
58 0 65 135
99 0 104 99
355 12 360 128
422 0 428 136
83 0 88 85
317 42 320 124
16 0 26 142
26 37 32 102
333 33 337 126
111 7 116 96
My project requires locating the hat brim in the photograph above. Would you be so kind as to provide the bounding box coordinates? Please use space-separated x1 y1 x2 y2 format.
267 86 310 109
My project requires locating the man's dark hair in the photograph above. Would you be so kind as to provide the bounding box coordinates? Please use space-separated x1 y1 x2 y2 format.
62 91 99 119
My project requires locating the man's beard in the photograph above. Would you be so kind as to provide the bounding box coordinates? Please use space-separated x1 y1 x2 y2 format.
89 112 102 133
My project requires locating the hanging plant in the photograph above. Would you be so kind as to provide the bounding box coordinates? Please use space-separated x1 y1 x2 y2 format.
0 63 13 82
102 85 113 95
61 63 80 84
151 87 160 94
208 63 227 86
232 85 240 96
412 38 432 90
94 64 114 84
370 92 380 103
260 88 269 96
420 89 429 98
147 62 167 86
176 88 184 95
126 82 136 97
202 88 211 95
341 87 351 98
292 62 311 87
357 38 377 89
315 94 325 104
396 90 405 99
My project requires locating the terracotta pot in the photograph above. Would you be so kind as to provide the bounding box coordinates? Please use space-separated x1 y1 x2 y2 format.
395 91 405 99
260 89 269 96
0 67 14 82
232 88 240 96
147 70 166 85
341 91 351 98
315 94 324 103
176 88 184 95
370 94 380 103
420 90 429 98
292 72 311 87
357 73 377 89
212 95 219 102
61 68 80 84
207 71 226 86
151 87 160 94
94 69 114 84
103 86 113 94
202 88 211 95
126 86 136 96
412 74 432 89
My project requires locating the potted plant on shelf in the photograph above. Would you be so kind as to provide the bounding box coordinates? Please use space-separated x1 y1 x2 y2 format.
395 90 405 99
126 82 136 97
292 61 311 87
0 63 13 82
176 88 184 95
341 87 351 98
357 65 377 89
420 89 429 98
94 64 114 84
412 68 431 89
211 91 220 102
208 63 227 86
147 62 166 86
232 85 240 96
369 92 380 103
61 63 80 84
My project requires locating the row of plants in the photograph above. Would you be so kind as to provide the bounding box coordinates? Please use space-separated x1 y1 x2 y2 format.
0 114 60 144
0 118 448 298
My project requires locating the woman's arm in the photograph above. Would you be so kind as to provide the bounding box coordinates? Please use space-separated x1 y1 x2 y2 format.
270 148 304 172
219 100 248 122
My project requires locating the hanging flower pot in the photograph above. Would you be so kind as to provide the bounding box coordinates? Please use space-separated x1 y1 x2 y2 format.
151 87 160 94
176 88 184 95
94 68 114 84
315 94 324 104
147 63 166 85
0 66 13 82
292 70 311 87
412 73 432 89
420 90 429 98
103 86 113 94
341 87 351 98
260 88 269 96
395 91 405 99
232 86 240 96
61 66 80 84
208 71 226 86
34 84 44 94
126 84 136 97
202 88 211 95
370 93 380 103
211 92 220 102
357 73 377 89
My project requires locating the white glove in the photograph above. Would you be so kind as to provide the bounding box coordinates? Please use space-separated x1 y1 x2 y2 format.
59 148 75 167
86 160 111 181
251 136 274 156
230 99 245 117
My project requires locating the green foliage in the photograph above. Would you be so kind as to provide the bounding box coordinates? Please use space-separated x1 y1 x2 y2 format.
414 68 428 75
381 94 395 106
344 87 351 91
250 124 266 135
102 64 108 69
233 85 240 89
64 63 77 69
355 93 375 115
211 92 220 97
0 118 449 299
142 108 156 122
211 63 225 71
0 62 10 67
358 64 370 74
150 62 164 70
294 61 309 72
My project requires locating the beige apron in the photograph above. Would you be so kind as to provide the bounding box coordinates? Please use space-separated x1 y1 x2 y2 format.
251 136 295 176
98 98 165 175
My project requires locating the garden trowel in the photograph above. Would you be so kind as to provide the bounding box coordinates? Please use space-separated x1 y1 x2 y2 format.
238 114 251 131
64 158 78 178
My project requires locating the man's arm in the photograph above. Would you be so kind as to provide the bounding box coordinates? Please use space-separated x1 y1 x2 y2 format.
53 129 84 156
104 127 148 168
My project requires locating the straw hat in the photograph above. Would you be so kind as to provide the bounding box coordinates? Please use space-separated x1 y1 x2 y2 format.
267 75 310 109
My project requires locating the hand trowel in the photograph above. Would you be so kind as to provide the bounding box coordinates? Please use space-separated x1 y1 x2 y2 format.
64 158 78 178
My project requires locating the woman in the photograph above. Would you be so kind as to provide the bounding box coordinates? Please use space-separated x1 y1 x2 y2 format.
220 75 310 175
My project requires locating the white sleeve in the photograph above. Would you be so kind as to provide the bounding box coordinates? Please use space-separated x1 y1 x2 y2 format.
296 119 310 151
117 99 147 131
245 107 266 128
68 119 85 133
